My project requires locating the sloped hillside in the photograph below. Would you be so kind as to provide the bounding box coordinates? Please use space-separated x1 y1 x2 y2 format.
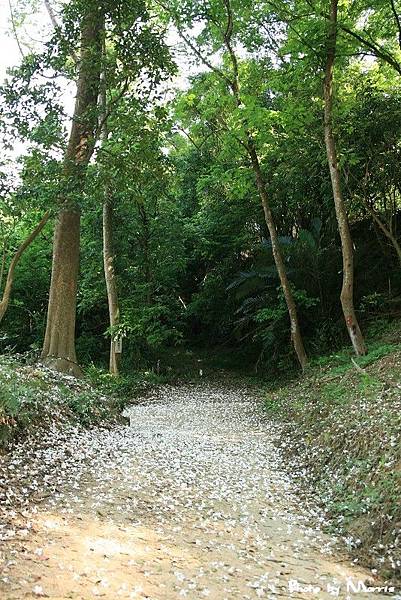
266 323 401 581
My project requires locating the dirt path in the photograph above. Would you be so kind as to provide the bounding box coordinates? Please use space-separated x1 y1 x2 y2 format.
0 383 395 599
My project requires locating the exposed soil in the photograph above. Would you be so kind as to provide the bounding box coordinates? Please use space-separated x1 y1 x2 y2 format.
0 383 395 599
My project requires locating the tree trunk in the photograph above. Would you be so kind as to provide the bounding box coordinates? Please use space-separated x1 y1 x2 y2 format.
365 201 401 266
103 199 120 375
220 0 307 369
138 203 152 306
248 143 308 370
324 0 367 355
173 0 308 369
99 42 121 376
0 211 50 323
42 210 82 376
41 2 104 376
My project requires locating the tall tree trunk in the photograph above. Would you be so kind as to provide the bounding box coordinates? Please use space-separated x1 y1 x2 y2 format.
41 3 104 376
99 45 121 376
173 0 308 368
42 210 81 375
103 199 120 375
324 0 367 355
248 143 308 370
221 0 308 369
0 211 50 323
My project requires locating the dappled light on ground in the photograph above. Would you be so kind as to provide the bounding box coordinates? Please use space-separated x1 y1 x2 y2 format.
1 384 391 598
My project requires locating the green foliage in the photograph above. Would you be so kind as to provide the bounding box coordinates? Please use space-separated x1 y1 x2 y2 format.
2 0 401 377
264 321 401 577
86 364 164 399
2 0 401 584
0 356 137 447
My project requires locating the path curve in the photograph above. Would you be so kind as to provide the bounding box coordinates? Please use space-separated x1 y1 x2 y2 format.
0 382 392 599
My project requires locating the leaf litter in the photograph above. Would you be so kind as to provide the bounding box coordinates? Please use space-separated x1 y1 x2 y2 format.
0 381 396 598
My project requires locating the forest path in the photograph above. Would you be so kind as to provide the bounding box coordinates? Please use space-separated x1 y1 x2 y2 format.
0 382 390 599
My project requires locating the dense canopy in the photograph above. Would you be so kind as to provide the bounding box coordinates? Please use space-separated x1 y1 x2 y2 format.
0 0 401 375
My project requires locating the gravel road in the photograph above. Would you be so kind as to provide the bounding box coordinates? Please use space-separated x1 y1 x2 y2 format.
0 382 393 599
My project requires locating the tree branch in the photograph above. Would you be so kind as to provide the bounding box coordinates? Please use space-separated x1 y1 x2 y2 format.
303 0 401 75
8 0 25 58
154 0 233 86
0 211 50 323
390 0 401 50
44 0 79 65
340 23 401 75
175 125 201 149
94 77 130 143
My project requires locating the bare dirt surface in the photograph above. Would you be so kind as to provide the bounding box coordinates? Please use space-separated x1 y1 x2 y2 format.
0 383 397 599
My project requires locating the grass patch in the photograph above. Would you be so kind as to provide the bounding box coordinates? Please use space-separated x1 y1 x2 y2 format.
0 356 166 449
265 321 401 580
86 365 165 402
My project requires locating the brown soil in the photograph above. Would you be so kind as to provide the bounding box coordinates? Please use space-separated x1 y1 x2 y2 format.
0 383 392 599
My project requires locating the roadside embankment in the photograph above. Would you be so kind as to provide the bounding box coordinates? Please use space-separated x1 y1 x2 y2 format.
265 336 401 581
